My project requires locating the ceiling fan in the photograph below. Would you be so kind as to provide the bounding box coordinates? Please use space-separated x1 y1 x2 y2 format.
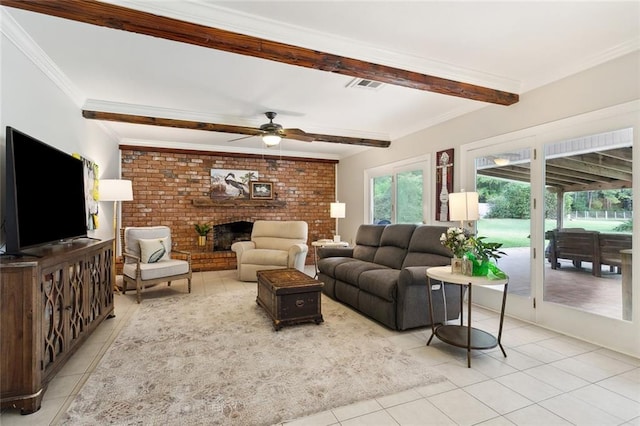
230 112 315 146
81 110 391 148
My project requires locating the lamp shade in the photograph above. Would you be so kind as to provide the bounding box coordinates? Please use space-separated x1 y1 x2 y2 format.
330 202 346 218
262 133 282 146
99 179 133 201
449 192 479 222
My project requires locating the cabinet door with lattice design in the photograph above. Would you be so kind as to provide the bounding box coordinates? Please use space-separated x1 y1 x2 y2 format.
86 244 113 325
41 265 66 374
67 259 87 344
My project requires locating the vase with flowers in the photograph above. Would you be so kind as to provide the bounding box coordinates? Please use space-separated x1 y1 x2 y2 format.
440 227 472 273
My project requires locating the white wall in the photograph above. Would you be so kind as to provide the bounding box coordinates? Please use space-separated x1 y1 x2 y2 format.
336 51 640 357
337 51 640 244
1 28 121 244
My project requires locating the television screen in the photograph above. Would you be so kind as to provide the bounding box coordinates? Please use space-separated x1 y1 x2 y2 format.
5 126 87 254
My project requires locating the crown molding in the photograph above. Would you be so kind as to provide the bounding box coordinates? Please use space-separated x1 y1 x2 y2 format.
522 38 640 93
391 103 487 141
119 137 347 161
1 8 85 107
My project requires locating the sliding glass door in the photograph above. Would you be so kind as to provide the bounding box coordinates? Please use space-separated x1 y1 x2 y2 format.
542 128 633 321
460 104 638 355
472 148 535 321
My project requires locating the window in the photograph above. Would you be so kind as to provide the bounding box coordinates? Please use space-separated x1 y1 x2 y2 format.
366 156 430 224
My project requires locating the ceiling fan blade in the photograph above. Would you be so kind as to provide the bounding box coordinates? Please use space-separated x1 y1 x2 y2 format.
82 110 263 137
228 134 255 142
283 128 315 142
302 132 390 148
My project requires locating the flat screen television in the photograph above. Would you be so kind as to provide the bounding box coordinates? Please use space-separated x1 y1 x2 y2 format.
4 126 87 255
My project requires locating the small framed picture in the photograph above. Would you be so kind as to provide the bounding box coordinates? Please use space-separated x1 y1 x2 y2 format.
250 181 273 200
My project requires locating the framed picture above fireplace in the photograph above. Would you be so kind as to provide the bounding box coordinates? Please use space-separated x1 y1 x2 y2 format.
210 169 258 199
250 181 273 200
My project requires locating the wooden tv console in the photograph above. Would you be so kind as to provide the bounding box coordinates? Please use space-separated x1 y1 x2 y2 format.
0 239 114 414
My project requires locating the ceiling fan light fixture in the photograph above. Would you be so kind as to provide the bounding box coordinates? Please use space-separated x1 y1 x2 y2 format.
262 133 282 146
494 158 510 166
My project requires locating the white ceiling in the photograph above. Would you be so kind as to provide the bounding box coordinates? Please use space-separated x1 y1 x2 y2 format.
3 1 639 159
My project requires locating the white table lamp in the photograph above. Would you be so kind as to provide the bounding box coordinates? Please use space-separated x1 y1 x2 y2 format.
449 191 479 230
330 201 346 242
99 179 133 291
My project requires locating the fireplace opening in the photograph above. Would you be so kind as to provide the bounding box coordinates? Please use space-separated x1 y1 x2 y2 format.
213 221 253 251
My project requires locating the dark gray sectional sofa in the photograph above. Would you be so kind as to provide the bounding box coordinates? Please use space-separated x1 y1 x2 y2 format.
317 224 462 331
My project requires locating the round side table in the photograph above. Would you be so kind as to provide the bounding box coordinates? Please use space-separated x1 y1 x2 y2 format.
426 265 509 368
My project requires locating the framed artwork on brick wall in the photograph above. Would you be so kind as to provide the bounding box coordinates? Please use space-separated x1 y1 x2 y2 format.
250 181 273 199
210 169 258 199
436 148 454 221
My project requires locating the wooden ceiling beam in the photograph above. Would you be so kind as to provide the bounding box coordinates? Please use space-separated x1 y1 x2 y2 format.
82 110 391 148
560 180 633 193
2 0 519 106
545 165 616 185
551 157 632 181
478 147 632 192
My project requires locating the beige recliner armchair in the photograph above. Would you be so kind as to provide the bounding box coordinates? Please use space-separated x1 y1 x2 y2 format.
231 220 309 281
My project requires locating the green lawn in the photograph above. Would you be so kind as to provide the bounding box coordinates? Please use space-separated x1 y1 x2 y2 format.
477 218 630 248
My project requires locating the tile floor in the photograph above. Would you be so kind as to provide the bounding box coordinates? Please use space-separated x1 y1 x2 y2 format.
1 267 639 426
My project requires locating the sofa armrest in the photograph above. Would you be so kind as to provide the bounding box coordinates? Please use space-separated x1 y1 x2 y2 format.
396 266 461 330
318 247 354 259
122 252 141 264
288 243 308 257
288 244 309 270
398 266 429 289
230 241 256 256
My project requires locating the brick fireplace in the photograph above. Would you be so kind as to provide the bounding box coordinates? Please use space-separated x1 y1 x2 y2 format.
119 146 338 271
212 219 253 251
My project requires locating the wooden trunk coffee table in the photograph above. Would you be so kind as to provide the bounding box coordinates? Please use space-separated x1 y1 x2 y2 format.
256 268 324 331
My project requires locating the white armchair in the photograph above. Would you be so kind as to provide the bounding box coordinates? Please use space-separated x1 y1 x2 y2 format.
231 220 309 281
122 226 192 303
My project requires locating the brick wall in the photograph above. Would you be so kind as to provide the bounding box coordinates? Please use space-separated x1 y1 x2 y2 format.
119 146 337 271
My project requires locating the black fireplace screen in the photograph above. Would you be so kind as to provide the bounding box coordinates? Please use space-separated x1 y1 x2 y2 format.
213 221 253 251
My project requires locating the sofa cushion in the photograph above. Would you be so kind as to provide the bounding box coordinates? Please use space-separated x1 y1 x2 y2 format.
359 269 400 302
123 259 189 281
379 224 417 248
334 260 388 286
373 224 417 269
352 225 385 262
372 246 406 269
355 224 386 246
403 252 451 269
251 220 308 251
403 225 452 268
318 257 358 276
125 226 173 259
139 237 170 263
241 249 289 266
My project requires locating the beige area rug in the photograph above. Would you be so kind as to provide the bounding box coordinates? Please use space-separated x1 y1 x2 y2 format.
62 288 445 425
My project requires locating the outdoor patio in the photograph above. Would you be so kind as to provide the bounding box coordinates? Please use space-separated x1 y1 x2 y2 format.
495 247 627 320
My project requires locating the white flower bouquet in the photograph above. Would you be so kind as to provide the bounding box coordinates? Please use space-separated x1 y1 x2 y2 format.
439 227 472 258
